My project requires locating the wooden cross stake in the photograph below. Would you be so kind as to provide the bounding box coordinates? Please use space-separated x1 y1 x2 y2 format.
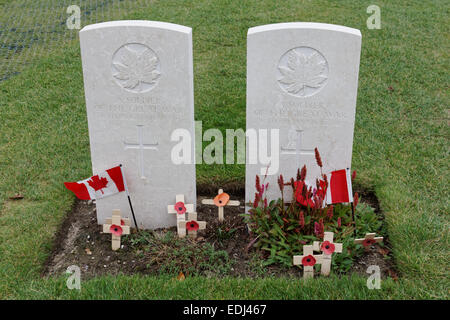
201 189 240 222
293 245 323 279
354 233 383 249
313 231 342 276
102 209 130 251
177 212 206 239
167 194 195 237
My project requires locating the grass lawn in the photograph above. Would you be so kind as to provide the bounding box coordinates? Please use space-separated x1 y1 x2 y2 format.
0 0 448 299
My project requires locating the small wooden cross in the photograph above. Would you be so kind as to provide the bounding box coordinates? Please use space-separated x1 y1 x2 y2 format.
293 245 323 279
177 212 206 239
354 233 383 249
201 189 240 222
102 209 130 251
167 194 195 237
313 231 342 276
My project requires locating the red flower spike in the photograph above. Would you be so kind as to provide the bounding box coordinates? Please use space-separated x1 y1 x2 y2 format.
314 220 324 238
278 174 284 192
110 224 123 236
259 183 265 196
175 202 186 215
352 170 357 181
337 217 342 227
186 220 199 231
321 241 335 255
253 192 260 208
299 211 305 228
300 165 307 181
354 192 359 207
327 205 334 219
314 222 320 236
255 175 261 193
302 255 316 267
314 148 323 168
363 238 376 247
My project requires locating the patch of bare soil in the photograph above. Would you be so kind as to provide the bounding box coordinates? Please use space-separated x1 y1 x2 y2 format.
42 189 397 280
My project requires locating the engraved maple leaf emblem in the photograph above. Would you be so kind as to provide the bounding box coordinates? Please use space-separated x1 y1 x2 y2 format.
278 50 327 96
113 47 161 90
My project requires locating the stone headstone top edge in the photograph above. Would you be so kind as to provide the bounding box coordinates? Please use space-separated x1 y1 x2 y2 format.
248 22 361 37
80 20 192 35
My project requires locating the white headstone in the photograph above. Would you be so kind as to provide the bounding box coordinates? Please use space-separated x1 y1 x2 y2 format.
246 23 361 205
80 21 196 229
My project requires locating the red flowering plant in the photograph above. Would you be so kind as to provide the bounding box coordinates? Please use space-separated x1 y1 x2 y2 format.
244 148 385 271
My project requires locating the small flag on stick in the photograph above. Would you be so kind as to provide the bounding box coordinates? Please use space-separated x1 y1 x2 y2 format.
64 165 125 200
325 168 356 235
64 165 139 231
325 168 353 205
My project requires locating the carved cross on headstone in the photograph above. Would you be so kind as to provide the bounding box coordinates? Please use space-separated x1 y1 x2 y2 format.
201 189 240 222
281 127 315 165
123 125 158 181
102 209 130 250
293 245 323 279
313 231 342 276
167 194 195 238
177 212 206 239
354 233 383 250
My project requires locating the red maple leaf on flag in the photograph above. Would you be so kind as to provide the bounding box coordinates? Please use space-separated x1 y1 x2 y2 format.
87 175 108 194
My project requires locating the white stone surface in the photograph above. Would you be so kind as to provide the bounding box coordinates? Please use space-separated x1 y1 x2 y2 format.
246 22 361 206
80 20 196 229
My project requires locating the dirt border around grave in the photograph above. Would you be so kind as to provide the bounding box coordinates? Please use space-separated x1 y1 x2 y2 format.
41 184 398 280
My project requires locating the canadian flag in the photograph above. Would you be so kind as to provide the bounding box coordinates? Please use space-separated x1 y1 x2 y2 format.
64 165 126 200
326 168 353 204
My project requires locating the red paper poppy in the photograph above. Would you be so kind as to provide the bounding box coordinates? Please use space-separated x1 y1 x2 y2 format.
302 255 316 267
363 238 376 247
294 181 315 208
175 202 186 215
214 192 230 207
321 241 335 255
186 220 199 231
110 224 123 236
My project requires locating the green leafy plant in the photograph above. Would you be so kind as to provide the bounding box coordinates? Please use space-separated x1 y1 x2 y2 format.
244 148 384 271
215 226 237 245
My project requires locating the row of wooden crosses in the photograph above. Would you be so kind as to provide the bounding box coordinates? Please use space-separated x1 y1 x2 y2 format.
102 189 239 249
101 189 383 279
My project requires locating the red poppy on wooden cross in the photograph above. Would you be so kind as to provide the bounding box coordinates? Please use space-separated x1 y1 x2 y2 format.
354 233 383 249
102 209 131 251
293 245 323 279
177 212 206 239
201 189 240 222
167 194 195 238
313 231 342 276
